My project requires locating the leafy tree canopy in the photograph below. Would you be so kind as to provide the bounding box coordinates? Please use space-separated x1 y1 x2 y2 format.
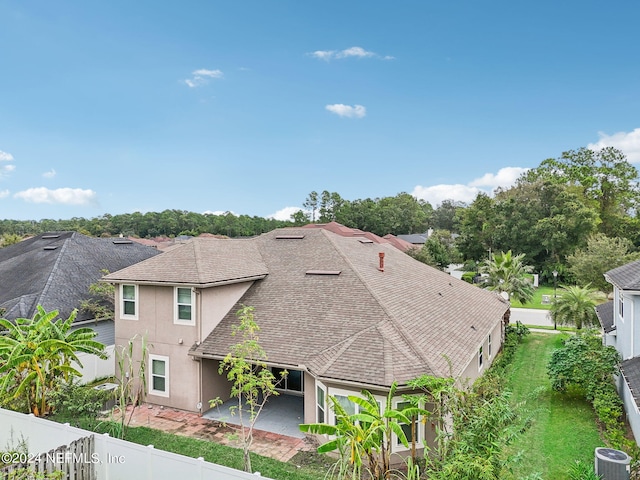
521 147 640 237
568 233 640 292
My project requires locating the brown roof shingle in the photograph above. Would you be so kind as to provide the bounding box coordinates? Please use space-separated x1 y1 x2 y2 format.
190 228 508 387
103 238 268 286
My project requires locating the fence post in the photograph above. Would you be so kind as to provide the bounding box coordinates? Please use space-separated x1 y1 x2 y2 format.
147 444 155 480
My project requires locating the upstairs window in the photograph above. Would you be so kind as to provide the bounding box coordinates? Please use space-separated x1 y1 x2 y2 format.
488 334 492 358
619 293 624 320
175 287 195 325
121 284 138 320
478 345 484 370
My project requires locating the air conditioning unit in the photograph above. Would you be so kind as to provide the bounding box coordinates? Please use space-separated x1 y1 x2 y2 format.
94 382 119 411
595 447 630 480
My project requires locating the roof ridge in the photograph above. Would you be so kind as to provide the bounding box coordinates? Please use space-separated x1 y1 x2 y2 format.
192 238 204 283
37 233 71 314
313 334 360 376
322 231 440 374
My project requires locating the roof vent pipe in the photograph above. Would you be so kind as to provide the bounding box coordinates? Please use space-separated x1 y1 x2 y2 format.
378 252 385 272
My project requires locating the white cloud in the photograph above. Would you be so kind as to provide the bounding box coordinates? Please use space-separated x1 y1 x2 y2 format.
325 104 366 119
0 150 15 178
310 50 335 61
0 190 9 198
588 128 640 163
468 167 529 188
184 68 223 88
202 210 236 216
309 46 392 61
412 166 527 206
412 184 481 207
268 206 303 221
42 169 56 178
337 46 375 59
14 187 97 205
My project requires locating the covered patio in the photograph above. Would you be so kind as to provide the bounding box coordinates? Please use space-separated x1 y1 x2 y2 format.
203 394 305 438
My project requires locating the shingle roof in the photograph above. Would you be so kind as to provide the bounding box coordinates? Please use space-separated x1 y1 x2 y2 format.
621 357 640 408
188 228 509 387
596 301 615 334
303 222 415 252
103 238 268 286
606 259 640 290
397 234 428 245
0 232 160 323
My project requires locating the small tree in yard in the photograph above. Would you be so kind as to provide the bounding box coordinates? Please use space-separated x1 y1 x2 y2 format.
550 285 605 330
479 250 535 304
0 306 107 416
80 269 115 321
112 334 149 439
215 305 281 474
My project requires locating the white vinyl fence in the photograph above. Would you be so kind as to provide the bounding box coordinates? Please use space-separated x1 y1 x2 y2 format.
74 345 116 384
0 408 273 480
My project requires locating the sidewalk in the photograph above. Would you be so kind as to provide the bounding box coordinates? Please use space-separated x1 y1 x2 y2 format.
119 403 315 462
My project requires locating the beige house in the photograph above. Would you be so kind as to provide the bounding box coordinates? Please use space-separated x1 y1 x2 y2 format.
104 227 509 452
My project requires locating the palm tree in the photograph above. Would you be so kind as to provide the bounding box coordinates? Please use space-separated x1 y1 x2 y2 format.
0 306 107 416
550 285 605 330
479 250 535 304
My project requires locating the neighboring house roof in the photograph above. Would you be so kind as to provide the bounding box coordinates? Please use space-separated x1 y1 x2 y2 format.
302 221 415 252
181 228 509 388
397 233 428 245
605 259 640 290
596 301 615 334
0 232 160 323
103 238 268 287
621 357 640 408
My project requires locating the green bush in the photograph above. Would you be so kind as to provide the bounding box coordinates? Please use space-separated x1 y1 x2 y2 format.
461 271 476 284
48 380 114 419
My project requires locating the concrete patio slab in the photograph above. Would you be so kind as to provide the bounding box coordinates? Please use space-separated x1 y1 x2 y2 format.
203 394 305 438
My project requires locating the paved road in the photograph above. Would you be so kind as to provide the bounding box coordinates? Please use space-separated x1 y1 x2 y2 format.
510 307 554 327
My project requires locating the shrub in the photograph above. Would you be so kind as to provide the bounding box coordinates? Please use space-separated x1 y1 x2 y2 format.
461 271 476 284
48 380 114 419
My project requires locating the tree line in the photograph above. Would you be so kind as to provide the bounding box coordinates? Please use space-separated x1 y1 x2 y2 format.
2 145 640 287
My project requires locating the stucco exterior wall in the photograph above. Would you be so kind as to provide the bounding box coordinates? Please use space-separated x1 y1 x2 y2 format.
200 282 255 337
459 318 503 383
114 282 252 412
200 358 232 410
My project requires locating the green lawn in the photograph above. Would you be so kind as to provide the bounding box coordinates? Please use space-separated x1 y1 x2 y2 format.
505 333 603 479
510 285 558 310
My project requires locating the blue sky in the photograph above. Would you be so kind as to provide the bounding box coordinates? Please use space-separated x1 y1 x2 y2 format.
1 1 640 221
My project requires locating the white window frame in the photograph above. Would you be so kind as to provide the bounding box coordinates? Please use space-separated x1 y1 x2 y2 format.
272 368 304 395
149 354 169 397
327 387 385 427
488 334 492 358
174 287 196 326
619 291 625 322
478 345 484 371
316 382 327 424
392 397 424 452
120 284 138 320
